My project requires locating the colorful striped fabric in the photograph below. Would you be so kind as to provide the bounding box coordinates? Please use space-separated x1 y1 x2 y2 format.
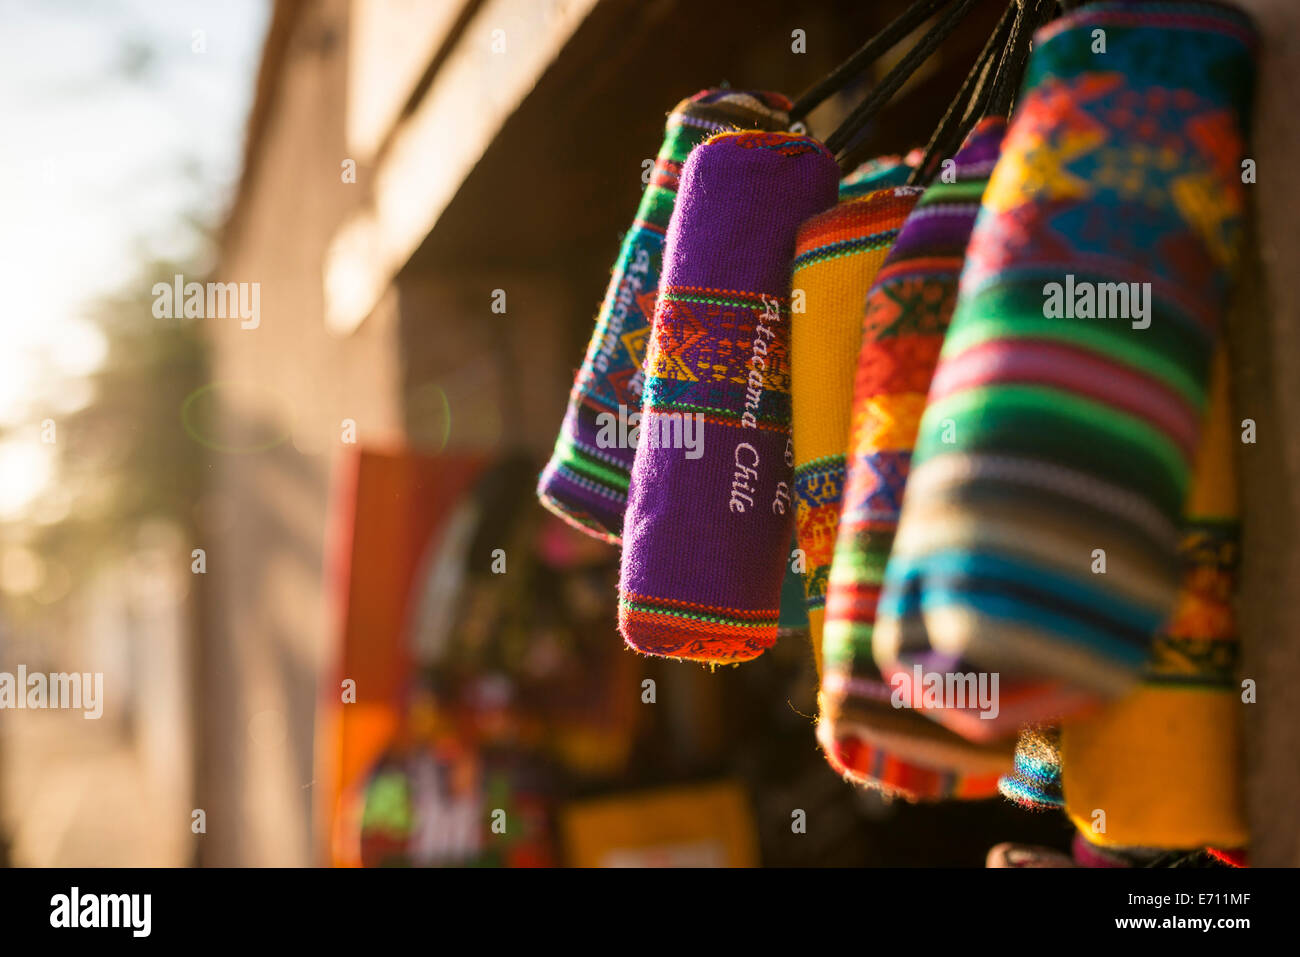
873 3 1256 737
538 90 792 544
1063 348 1246 851
792 179 923 678
838 153 917 198
815 119 1014 799
618 131 840 663
782 160 913 664
997 724 1064 810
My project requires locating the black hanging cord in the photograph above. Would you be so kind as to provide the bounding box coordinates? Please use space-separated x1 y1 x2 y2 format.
903 0 1018 186
984 0 1032 117
789 0 959 124
986 0 1055 117
960 0 1026 125
824 0 986 158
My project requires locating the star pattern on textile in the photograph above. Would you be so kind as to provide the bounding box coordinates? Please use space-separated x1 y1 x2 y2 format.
982 74 1121 215
621 323 651 372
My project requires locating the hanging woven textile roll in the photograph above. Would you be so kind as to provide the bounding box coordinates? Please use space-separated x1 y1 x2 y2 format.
618 131 840 663
791 179 923 679
814 119 1015 799
538 90 793 545
1062 347 1246 851
872 1 1257 738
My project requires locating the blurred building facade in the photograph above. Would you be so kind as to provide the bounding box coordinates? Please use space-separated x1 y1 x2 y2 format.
202 0 1300 867
202 0 1010 866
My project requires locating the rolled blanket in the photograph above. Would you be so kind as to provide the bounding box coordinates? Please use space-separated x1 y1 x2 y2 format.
538 90 792 544
618 131 840 663
815 119 1014 798
873 2 1256 737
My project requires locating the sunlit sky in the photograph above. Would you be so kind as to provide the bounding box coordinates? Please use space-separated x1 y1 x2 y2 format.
0 0 270 517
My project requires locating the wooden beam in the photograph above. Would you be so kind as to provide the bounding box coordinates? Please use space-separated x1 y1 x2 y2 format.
324 0 601 335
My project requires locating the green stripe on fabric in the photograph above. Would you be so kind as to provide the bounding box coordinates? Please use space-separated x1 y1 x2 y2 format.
646 400 786 423
821 620 875 663
918 180 988 204
662 123 710 164
619 600 777 628
794 453 846 476
916 384 1191 515
944 284 1210 408
639 188 677 224
828 544 892 580
554 436 631 491
662 292 790 313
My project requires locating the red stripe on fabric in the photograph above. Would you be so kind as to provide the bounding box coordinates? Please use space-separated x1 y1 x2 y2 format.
929 338 1201 458
629 218 667 236
823 582 882 622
